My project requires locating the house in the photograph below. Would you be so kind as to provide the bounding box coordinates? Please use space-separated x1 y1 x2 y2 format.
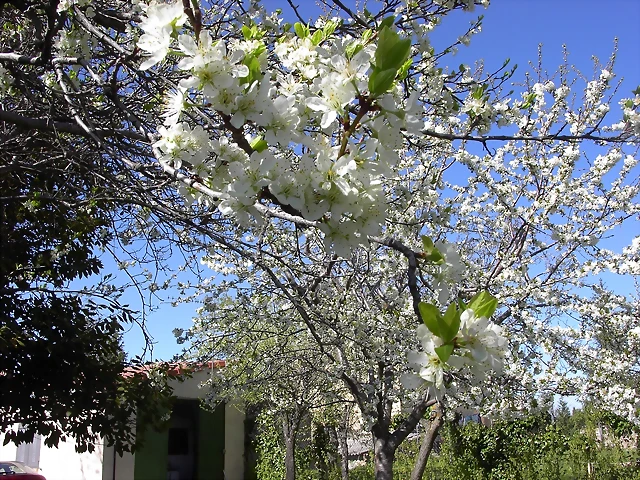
0 362 246 480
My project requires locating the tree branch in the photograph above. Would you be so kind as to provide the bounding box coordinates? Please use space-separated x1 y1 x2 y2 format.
370 236 422 322
0 110 146 141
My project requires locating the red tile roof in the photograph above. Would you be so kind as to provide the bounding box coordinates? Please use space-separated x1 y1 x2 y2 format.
122 360 226 378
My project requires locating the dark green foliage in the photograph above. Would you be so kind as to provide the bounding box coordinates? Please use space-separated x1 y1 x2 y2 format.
345 406 640 480
438 412 570 480
0 135 176 454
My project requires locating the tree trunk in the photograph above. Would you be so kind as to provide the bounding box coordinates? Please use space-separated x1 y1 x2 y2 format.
336 424 349 480
315 424 329 480
373 436 396 480
283 417 297 480
410 402 444 480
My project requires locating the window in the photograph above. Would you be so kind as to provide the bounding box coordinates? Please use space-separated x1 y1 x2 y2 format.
168 428 189 455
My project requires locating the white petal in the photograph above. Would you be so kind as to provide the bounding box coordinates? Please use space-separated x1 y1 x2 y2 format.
230 112 246 129
417 324 430 340
333 177 352 196
140 55 161 70
321 110 337 129
178 34 198 56
307 97 329 112
447 354 468 369
407 350 429 367
400 373 424 389
234 64 249 78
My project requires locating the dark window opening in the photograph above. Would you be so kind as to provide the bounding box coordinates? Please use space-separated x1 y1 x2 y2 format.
168 428 190 455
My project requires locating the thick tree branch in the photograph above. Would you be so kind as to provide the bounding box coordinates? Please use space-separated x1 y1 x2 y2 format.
0 109 146 141
370 236 422 322
389 396 437 450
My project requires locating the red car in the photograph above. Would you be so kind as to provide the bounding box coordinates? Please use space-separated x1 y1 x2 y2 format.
0 461 46 479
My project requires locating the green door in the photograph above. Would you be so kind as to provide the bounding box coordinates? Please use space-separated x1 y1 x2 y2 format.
134 425 169 480
197 403 225 480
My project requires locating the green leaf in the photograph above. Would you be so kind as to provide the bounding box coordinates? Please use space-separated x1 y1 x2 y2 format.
323 20 339 37
440 302 461 343
241 55 262 85
362 29 373 44
241 25 251 40
420 236 444 264
379 16 396 30
467 291 498 318
390 38 411 69
375 27 411 72
252 25 263 39
418 301 442 338
422 236 434 250
252 43 267 57
294 22 306 38
397 57 413 81
471 84 487 100
345 42 363 60
521 92 537 110
435 344 454 363
368 67 397 96
250 136 268 152
375 26 399 68
311 29 324 46
424 249 444 264
457 298 467 312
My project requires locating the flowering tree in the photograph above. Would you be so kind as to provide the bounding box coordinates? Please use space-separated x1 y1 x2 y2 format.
186 292 348 480
1 0 638 478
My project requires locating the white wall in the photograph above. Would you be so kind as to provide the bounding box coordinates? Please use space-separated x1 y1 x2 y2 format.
224 402 245 480
0 431 102 480
0 433 17 461
172 369 211 399
38 438 103 480
101 446 134 480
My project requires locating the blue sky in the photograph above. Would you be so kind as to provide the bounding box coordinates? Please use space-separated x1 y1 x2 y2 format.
121 0 640 360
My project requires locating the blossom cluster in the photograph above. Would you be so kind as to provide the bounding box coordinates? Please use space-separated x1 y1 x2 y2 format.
402 306 508 392
135 0 637 259
56 0 90 13
138 1 187 70
54 28 95 58
139 1 428 255
621 94 640 135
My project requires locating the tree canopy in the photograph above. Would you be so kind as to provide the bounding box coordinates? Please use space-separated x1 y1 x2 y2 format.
1 0 185 453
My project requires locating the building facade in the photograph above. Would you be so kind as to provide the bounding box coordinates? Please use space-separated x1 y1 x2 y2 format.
1 367 245 480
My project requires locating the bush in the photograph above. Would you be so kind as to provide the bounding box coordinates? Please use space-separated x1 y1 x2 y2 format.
254 407 640 480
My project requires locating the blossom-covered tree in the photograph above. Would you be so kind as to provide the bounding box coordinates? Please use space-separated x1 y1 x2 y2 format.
1 0 638 478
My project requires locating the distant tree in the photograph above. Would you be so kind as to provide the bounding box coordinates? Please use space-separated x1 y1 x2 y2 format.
554 399 572 432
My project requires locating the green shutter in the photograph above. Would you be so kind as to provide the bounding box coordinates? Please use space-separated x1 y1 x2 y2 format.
197 403 225 480
134 425 169 480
